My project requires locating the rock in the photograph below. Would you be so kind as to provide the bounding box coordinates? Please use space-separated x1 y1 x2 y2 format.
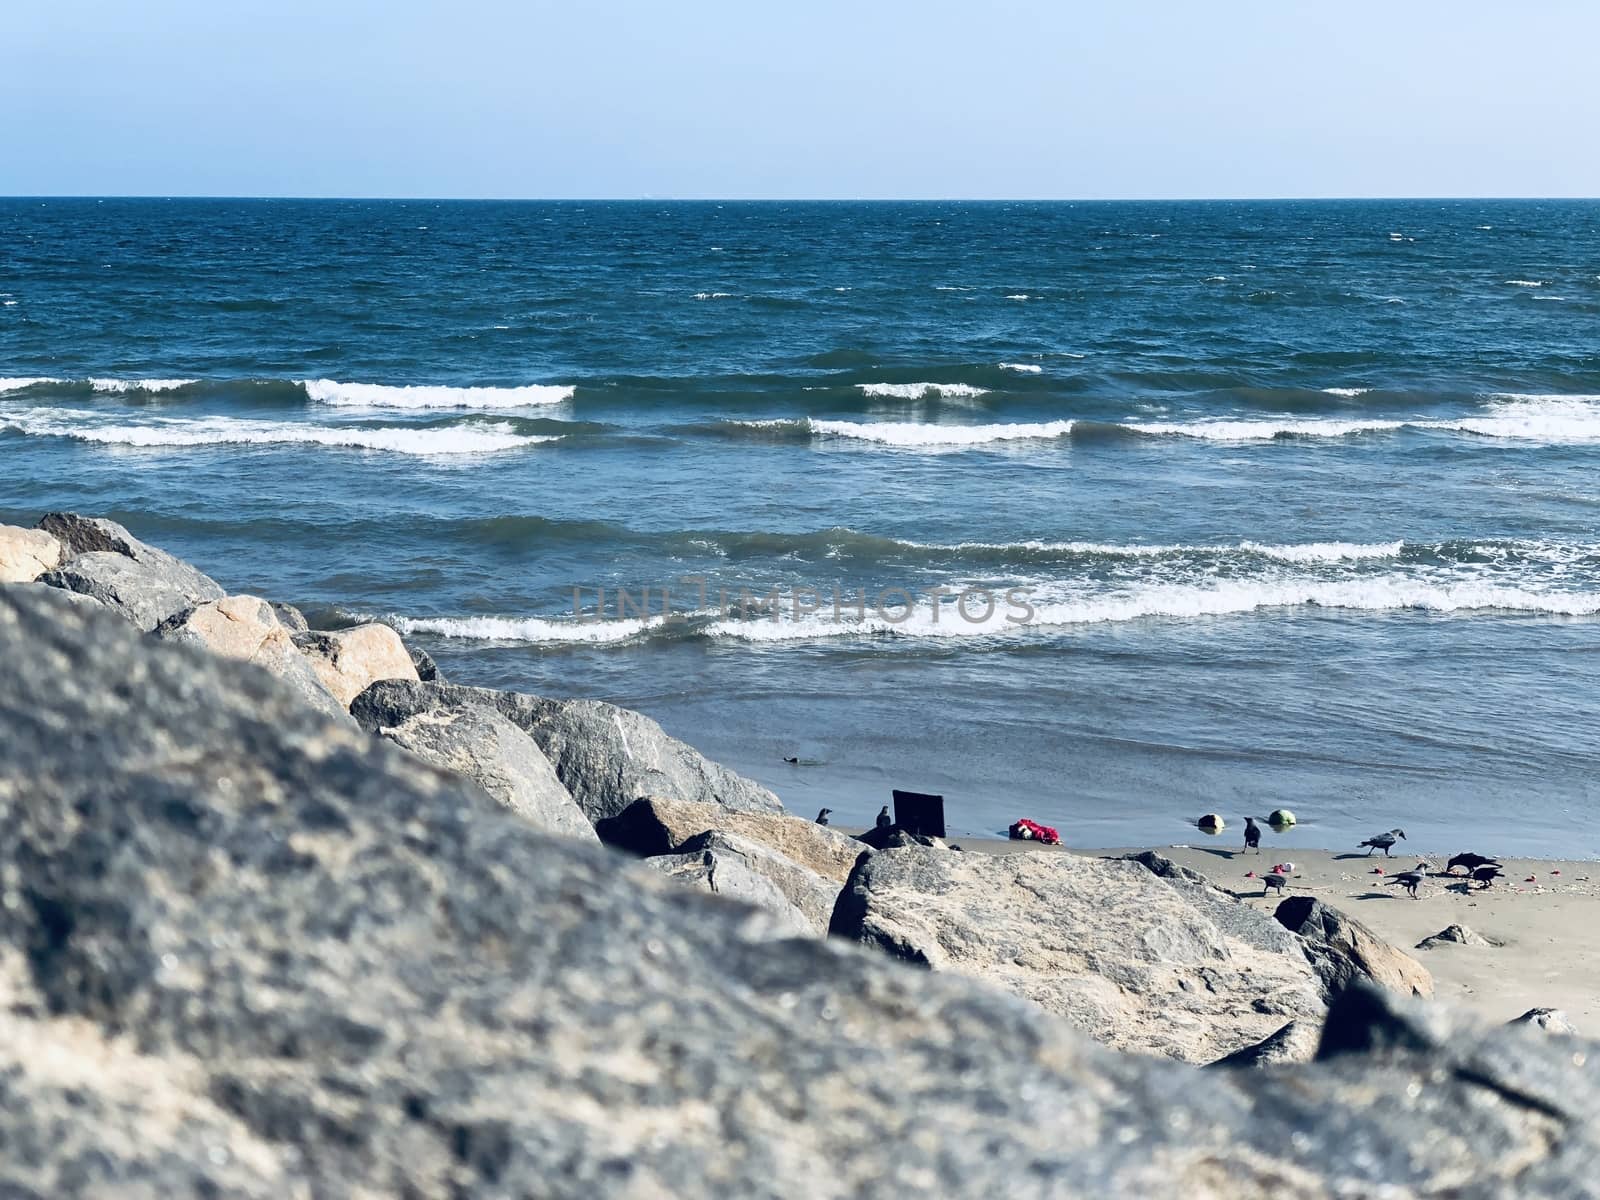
663 829 840 933
1121 852 1314 956
152 595 349 723
1415 922 1498 950
1274 896 1434 1000
854 824 942 851
1208 1019 1321 1068
294 624 419 708
595 795 864 882
830 845 1326 1062
351 679 782 824
1509 1008 1579 1036
40 551 224 632
0 523 63 582
642 837 815 937
367 699 595 841
33 512 224 630
408 643 441 681
10 584 1600 1196
269 601 311 633
38 511 224 600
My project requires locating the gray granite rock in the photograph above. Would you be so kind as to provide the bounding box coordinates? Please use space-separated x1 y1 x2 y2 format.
1416 922 1498 949
1208 1018 1321 1068
642 835 814 937
595 795 866 882
8 583 1600 1198
831 844 1326 1062
269 601 311 634
352 678 782 824
1509 1008 1579 1036
1275 895 1434 1000
366 698 596 840
34 512 223 631
659 829 841 934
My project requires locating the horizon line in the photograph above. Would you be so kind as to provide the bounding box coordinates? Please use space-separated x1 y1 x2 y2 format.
4 194 1600 204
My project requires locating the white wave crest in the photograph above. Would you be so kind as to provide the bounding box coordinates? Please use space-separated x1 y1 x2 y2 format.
809 418 1075 447
1238 540 1404 563
1320 387 1371 397
302 379 574 409
858 382 989 400
999 363 1043 374
1505 280 1544 287
0 376 64 393
88 378 198 394
1128 417 1406 441
693 292 735 300
707 578 1600 643
386 613 668 644
3 410 552 455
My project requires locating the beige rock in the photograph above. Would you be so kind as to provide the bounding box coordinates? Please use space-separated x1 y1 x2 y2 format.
832 846 1327 1062
1275 897 1434 1000
596 795 866 883
153 596 347 723
0 525 63 583
294 624 419 709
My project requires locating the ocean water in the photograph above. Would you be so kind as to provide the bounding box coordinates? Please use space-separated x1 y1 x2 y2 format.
3 197 1598 856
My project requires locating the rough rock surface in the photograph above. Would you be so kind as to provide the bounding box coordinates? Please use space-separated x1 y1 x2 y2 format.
596 795 863 882
269 601 310 634
660 829 840 933
407 643 441 681
293 623 419 708
642 836 814 937
366 699 595 841
352 679 782 824
1208 1019 1322 1068
8 584 1600 1196
830 845 1326 1062
1509 1008 1579 1036
152 595 349 723
1275 896 1435 1000
1416 922 1498 949
36 511 224 630
0 523 63 583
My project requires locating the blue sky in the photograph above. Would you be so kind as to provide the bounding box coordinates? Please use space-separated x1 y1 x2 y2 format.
3 0 1596 199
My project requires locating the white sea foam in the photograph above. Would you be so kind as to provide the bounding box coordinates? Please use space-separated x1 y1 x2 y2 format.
808 418 1075 447
1128 417 1407 441
1238 540 1404 563
692 292 735 300
3 410 552 455
706 578 1600 642
88 377 198 394
301 379 573 409
1320 387 1371 397
1005 294 1031 301
999 362 1043 374
0 376 64 392
857 382 989 400
387 613 668 644
1505 280 1543 287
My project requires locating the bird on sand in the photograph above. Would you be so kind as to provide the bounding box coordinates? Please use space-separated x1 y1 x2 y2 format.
1262 871 1288 896
1358 828 1407 856
1446 852 1498 876
814 808 833 826
875 805 893 830
1471 864 1504 889
1243 816 1262 853
1387 868 1428 898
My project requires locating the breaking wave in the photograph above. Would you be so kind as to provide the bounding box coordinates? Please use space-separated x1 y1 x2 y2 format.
301 379 574 409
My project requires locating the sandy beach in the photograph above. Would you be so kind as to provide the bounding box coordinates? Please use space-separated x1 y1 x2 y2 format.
946 834 1600 1027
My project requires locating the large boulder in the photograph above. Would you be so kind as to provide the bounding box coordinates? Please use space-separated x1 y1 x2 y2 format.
1274 896 1434 1001
0 523 63 582
830 846 1326 1062
655 829 841 934
9 585 1600 1196
34 512 224 631
352 679 782 824
1509 1008 1579 1036
1208 1019 1321 1069
367 699 595 841
152 594 349 723
294 624 419 708
642 835 815 938
596 795 862 882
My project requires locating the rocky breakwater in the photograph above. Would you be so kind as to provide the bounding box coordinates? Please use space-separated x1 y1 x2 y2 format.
5 558 1600 1194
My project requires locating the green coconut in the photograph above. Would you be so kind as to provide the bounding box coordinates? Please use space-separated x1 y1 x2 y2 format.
1268 808 1297 828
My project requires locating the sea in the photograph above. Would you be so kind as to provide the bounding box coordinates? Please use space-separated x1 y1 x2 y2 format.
3 198 1597 856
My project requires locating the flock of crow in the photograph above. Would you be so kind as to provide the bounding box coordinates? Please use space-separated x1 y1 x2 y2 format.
1243 820 1506 898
